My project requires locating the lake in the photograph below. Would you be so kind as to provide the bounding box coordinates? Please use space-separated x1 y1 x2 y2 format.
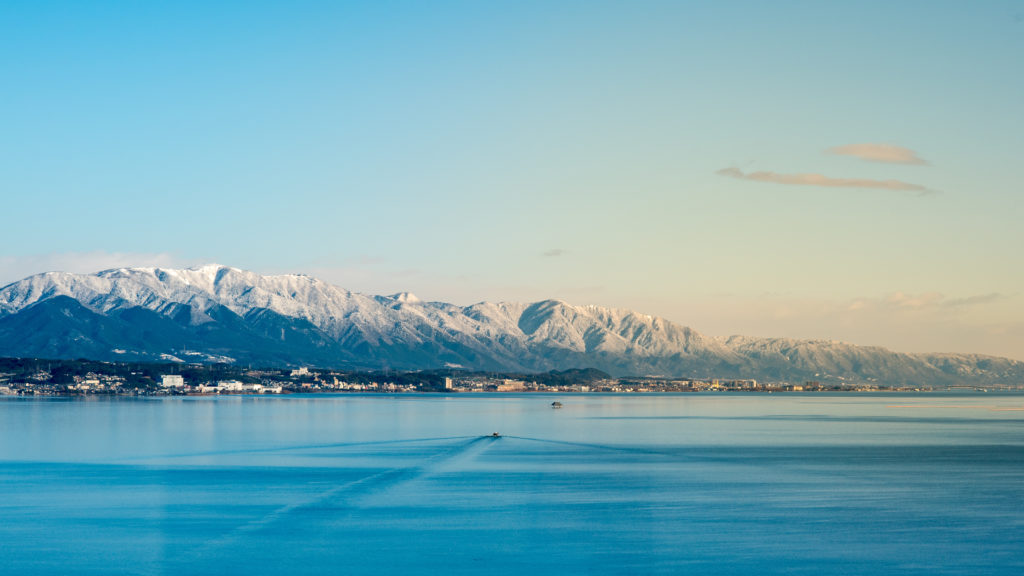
2 393 1023 575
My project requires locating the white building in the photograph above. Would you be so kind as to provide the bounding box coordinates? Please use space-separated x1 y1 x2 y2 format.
216 380 244 392
290 367 310 378
497 379 526 392
161 375 185 388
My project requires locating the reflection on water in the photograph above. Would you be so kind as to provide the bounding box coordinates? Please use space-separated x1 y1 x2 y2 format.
1 394 1023 575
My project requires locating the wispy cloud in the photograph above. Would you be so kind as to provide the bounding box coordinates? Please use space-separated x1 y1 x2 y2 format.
945 293 1006 308
847 292 1006 312
678 291 1021 359
827 143 928 165
543 248 566 258
717 167 932 193
0 251 194 286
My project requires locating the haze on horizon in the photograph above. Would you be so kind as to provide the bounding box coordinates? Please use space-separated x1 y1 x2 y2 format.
1 1 1021 361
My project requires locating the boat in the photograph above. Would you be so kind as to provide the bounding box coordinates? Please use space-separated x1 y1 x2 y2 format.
551 401 562 408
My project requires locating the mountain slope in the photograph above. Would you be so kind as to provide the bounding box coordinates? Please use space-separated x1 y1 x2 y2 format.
0 264 1021 387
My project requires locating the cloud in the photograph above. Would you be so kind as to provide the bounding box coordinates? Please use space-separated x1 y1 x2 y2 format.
717 167 932 193
673 291 1021 359
827 143 928 165
847 292 1006 313
945 293 1006 308
0 251 195 286
881 291 946 310
543 248 565 258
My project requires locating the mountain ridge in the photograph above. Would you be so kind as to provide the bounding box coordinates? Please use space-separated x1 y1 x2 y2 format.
0 264 1021 387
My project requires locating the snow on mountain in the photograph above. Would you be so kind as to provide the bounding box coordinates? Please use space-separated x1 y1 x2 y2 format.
0 264 1022 386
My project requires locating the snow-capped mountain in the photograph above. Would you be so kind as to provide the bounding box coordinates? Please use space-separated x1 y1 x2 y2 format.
0 264 1021 387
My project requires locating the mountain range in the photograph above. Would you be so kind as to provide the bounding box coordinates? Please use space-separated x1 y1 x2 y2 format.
0 264 1021 387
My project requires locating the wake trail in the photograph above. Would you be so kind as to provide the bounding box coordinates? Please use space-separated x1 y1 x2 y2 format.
111 435 479 464
163 435 500 571
502 434 676 457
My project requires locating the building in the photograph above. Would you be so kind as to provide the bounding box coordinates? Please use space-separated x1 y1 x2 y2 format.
444 377 453 390
216 380 244 392
161 375 185 388
497 379 526 392
290 367 310 378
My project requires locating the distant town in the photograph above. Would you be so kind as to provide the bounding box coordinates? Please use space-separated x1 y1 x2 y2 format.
0 357 996 397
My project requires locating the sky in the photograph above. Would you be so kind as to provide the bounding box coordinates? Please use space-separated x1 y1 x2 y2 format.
1 1 1022 360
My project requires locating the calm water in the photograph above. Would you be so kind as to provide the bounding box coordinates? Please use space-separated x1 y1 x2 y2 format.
2 393 1023 575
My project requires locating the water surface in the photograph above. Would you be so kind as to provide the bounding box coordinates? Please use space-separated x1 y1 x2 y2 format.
2 393 1023 575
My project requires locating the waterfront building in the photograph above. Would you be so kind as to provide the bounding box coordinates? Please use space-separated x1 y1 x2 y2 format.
216 380 244 392
497 379 526 392
161 375 185 388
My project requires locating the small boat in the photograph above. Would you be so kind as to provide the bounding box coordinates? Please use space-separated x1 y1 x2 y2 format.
491 432 501 437
551 401 563 408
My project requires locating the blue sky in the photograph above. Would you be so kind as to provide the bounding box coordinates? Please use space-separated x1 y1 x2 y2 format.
2 1 1022 359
